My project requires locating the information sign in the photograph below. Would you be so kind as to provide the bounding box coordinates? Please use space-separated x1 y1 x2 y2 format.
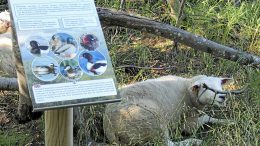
8 0 120 111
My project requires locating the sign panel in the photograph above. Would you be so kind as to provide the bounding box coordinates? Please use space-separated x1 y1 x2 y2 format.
8 0 120 111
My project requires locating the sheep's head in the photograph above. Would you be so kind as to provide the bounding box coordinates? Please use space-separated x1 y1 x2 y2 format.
0 11 11 34
189 76 233 107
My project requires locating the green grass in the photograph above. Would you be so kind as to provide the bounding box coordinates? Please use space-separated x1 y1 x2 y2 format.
0 122 44 146
0 132 29 146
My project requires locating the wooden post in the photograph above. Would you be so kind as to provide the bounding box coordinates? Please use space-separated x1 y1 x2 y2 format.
45 108 73 146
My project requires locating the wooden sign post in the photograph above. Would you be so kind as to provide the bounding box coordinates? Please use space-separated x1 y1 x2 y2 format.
45 108 73 146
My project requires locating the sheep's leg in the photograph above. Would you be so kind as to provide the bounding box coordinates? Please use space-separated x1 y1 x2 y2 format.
181 114 234 135
197 114 235 126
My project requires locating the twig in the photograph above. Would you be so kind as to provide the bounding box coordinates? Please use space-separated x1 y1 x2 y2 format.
176 0 186 26
202 83 248 95
116 65 176 70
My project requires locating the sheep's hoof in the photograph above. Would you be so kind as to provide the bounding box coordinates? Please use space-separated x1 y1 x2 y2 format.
192 139 203 146
218 119 236 125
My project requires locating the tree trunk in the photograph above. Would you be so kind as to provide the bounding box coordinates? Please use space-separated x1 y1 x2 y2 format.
97 7 260 68
9 11 42 123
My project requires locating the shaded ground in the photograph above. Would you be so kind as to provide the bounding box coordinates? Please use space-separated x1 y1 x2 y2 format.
0 91 44 146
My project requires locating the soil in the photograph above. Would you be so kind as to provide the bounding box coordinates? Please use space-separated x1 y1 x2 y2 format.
0 91 44 146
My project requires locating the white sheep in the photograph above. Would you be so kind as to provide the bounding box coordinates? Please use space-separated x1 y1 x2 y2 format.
0 10 16 77
103 75 233 145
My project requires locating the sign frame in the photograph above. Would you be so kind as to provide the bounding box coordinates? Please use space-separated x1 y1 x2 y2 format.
8 0 120 111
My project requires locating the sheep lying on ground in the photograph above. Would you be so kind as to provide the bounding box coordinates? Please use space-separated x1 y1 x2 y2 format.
103 75 233 145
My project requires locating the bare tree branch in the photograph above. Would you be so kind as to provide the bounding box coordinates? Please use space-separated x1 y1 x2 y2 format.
1 3 260 69
97 7 260 68
116 65 176 70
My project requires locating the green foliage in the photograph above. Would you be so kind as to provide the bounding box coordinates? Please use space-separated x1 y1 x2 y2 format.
184 0 260 52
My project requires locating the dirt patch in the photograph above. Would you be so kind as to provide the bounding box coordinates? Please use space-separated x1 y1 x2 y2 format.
0 91 44 146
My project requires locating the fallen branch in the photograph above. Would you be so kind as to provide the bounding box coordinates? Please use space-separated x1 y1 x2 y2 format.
2 7 259 69
97 7 260 68
116 65 176 70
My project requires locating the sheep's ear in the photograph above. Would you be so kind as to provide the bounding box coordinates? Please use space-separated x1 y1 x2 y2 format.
221 78 233 85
